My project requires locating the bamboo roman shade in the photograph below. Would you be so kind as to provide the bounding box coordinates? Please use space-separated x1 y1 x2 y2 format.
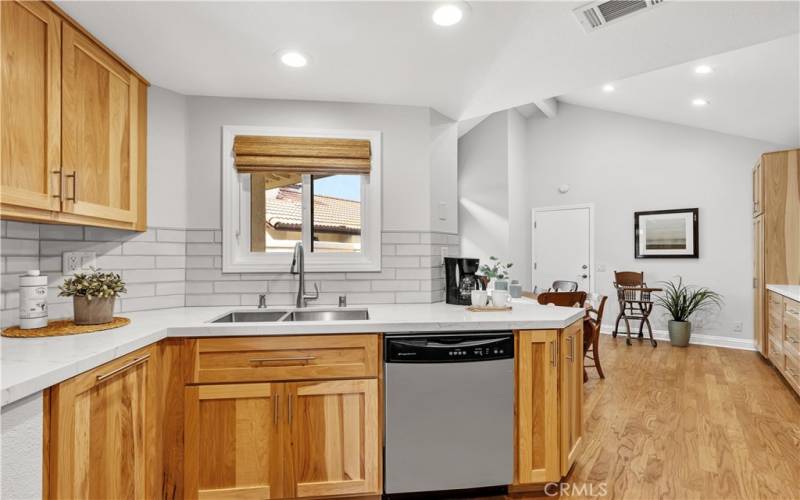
234 135 372 175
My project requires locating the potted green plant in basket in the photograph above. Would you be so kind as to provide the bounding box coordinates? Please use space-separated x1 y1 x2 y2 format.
59 268 126 325
655 277 723 347
479 256 513 291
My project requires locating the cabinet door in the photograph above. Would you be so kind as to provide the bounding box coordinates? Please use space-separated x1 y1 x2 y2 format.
516 330 560 484
47 346 157 499
754 215 766 356
287 379 380 498
184 383 284 500
61 23 139 224
753 159 763 217
0 0 62 211
560 321 583 476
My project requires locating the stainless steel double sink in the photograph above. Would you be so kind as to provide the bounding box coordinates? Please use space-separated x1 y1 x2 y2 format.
211 308 370 323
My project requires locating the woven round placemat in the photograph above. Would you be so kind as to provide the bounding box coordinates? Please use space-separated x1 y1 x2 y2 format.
2 317 130 338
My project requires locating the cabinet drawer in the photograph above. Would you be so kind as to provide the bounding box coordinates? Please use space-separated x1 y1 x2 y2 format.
768 316 783 342
186 335 380 383
768 292 784 306
785 300 800 328
784 352 800 388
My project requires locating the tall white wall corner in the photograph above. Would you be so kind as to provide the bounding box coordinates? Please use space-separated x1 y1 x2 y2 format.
1 392 44 500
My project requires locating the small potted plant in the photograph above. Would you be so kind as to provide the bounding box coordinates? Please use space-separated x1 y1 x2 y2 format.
479 256 513 291
59 268 126 325
655 277 722 347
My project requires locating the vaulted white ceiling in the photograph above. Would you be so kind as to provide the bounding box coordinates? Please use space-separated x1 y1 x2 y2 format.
558 34 800 147
58 1 799 127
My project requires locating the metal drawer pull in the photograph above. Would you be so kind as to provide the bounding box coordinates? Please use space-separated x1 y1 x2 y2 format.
566 336 574 361
51 170 62 199
65 172 77 201
273 395 279 425
550 340 556 367
96 355 149 382
249 355 315 364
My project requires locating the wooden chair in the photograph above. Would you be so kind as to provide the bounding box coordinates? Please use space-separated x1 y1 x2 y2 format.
537 291 587 308
583 295 607 382
612 271 659 347
551 280 578 292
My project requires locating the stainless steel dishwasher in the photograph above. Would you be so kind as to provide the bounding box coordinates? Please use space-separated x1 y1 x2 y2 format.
383 332 514 495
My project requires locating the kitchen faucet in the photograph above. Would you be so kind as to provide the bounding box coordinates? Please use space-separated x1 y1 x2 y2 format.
290 242 319 308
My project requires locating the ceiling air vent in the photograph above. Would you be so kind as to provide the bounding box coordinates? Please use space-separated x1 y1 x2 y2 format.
574 0 666 33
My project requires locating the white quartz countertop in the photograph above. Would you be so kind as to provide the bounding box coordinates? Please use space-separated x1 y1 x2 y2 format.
766 284 800 303
1 299 583 406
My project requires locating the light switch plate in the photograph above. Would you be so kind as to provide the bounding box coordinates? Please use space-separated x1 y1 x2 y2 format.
62 251 96 275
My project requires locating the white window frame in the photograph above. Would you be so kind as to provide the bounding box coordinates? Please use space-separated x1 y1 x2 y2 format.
221 125 382 273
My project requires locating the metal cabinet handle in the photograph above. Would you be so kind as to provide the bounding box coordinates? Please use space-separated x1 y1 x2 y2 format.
65 172 77 201
250 355 315 364
96 355 149 383
566 336 574 361
550 340 556 367
287 395 293 425
273 394 279 425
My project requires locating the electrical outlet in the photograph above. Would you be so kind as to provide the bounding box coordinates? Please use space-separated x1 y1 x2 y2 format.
733 322 743 332
440 246 449 265
62 251 96 275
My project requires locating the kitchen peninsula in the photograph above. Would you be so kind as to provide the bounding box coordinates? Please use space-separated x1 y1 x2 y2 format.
2 300 584 499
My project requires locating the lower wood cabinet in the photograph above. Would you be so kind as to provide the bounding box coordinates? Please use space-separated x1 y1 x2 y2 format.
46 345 159 499
767 291 800 396
515 320 584 488
184 379 380 500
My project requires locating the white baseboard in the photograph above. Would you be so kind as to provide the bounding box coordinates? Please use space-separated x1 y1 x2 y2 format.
599 326 755 351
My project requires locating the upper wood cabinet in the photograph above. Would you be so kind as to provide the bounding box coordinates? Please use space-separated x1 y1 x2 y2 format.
0 0 148 231
46 345 160 499
0 1 62 212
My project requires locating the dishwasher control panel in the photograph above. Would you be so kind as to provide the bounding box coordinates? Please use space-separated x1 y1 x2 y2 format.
385 333 514 363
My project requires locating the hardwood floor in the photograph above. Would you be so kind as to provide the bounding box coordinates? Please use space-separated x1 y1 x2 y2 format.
499 335 800 500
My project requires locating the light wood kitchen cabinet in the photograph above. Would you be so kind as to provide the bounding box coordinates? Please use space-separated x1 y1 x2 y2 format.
46 345 160 499
753 149 799 370
516 329 560 483
0 0 62 212
559 320 583 476
765 291 800 396
754 215 765 355
182 335 382 500
0 0 148 231
288 379 380 498
514 320 584 489
184 383 284 500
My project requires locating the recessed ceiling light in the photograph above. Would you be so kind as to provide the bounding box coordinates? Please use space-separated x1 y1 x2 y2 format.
278 50 308 68
691 98 709 107
432 2 468 26
602 84 615 92
694 65 713 75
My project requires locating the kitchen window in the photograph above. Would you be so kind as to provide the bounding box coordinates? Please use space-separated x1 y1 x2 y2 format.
221 126 382 272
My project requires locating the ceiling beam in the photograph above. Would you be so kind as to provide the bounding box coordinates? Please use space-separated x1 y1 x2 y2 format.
457 114 490 138
533 98 559 118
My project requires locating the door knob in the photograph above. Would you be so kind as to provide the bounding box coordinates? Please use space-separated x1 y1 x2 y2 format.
581 274 588 279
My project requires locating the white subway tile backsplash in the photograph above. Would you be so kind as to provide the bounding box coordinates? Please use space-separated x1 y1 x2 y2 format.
383 232 420 244
156 229 187 242
186 230 215 243
186 294 240 307
186 282 213 294
186 269 240 281
214 281 268 294
2 239 38 256
395 244 434 256
41 241 121 256
186 256 215 268
123 268 185 283
96 255 156 270
186 243 222 256
122 294 184 312
123 242 184 255
39 224 84 241
4 256 39 273
39 256 61 272
344 292 395 304
5 222 39 239
382 245 396 256
84 227 139 242
345 270 396 280
156 256 187 268
395 268 434 280
320 281 370 293
156 282 186 296
123 283 157 298
383 256 420 268
371 280 420 292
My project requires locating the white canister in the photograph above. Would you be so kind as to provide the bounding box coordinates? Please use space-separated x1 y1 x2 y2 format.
19 270 48 329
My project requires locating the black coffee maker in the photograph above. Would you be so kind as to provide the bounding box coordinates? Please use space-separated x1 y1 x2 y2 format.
444 257 484 305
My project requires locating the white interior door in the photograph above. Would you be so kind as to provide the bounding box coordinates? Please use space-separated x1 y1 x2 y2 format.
532 205 593 292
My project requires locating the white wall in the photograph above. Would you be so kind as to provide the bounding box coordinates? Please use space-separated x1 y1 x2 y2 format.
429 110 459 234
458 111 510 264
147 87 189 229
1 392 43 500
524 103 785 341
507 109 531 290
185 96 436 231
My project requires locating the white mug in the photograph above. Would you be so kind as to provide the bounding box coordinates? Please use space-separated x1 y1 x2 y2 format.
471 290 488 307
492 290 510 307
